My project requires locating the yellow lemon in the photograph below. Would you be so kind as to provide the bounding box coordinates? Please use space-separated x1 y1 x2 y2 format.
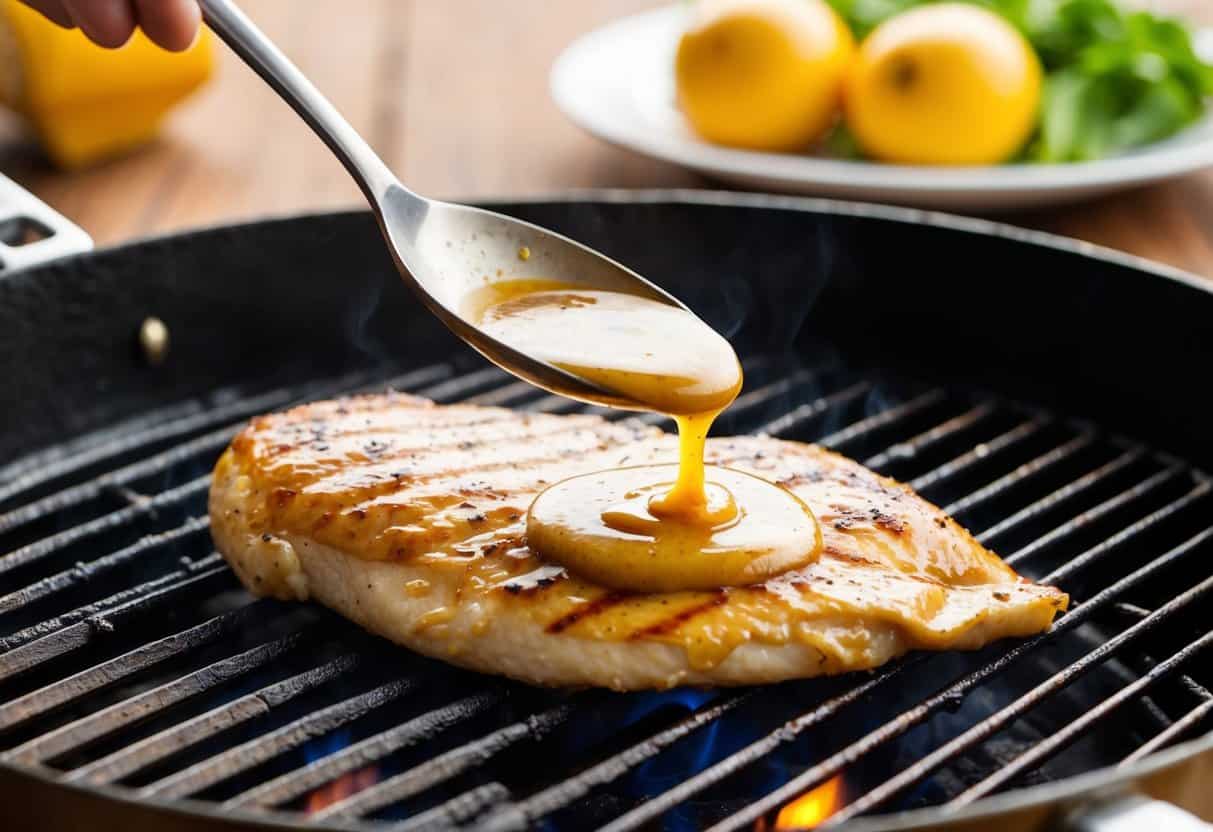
676 0 854 152
0 0 213 169
844 3 1042 165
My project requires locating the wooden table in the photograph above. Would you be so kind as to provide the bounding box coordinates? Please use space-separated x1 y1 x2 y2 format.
3 0 1212 277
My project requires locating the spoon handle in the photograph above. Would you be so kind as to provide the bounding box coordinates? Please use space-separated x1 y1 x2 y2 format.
199 0 401 202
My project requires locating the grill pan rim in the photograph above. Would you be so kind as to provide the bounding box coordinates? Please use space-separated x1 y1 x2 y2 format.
2 189 1210 830
6 188 1208 300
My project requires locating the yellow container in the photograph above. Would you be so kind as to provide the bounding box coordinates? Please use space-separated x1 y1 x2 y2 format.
0 0 213 168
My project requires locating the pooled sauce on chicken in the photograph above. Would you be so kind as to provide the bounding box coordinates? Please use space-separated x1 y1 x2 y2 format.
470 280 821 591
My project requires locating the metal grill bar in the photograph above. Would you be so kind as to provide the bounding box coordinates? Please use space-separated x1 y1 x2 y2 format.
5 630 308 766
0 516 211 615
373 364 462 395
0 601 270 733
0 386 299 507
393 782 513 832
727 369 816 413
1038 481 1209 584
67 654 359 786
863 402 998 470
0 433 227 537
0 395 225 486
909 417 1050 492
0 475 211 579
758 380 873 437
465 382 543 408
977 448 1147 546
0 559 231 677
138 676 414 799
815 389 947 449
944 432 1098 516
1123 701 1213 765
308 703 577 821
224 692 501 809
416 368 512 403
1004 465 1189 569
881 430 1093 523
956 627 1213 805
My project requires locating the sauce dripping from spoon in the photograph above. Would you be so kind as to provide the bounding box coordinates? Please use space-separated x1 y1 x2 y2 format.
467 280 821 592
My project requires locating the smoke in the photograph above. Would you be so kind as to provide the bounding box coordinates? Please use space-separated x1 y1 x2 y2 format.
341 267 391 366
769 215 841 354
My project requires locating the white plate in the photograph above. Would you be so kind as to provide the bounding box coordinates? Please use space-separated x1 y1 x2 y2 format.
550 4 1213 211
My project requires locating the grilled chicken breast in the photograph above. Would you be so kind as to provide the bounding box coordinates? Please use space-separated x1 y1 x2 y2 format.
209 393 1068 690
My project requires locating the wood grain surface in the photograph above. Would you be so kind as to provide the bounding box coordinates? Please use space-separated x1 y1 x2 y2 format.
1 0 1211 277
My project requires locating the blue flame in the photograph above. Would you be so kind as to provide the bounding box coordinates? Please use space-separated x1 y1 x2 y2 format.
624 688 724 832
303 729 352 764
622 687 717 726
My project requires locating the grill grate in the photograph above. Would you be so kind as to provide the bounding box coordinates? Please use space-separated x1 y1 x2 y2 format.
1 354 1211 830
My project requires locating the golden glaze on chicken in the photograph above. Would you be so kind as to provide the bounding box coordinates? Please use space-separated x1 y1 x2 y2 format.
209 393 1068 690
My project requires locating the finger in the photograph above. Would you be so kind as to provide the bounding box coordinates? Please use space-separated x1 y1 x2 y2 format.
62 0 136 48
16 0 76 28
133 0 200 51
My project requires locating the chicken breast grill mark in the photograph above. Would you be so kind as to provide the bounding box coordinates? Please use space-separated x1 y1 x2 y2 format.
209 393 1068 690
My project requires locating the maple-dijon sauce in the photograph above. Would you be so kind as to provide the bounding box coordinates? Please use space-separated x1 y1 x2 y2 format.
470 280 821 592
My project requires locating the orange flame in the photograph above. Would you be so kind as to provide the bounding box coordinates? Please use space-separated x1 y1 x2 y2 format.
304 766 379 813
773 775 846 829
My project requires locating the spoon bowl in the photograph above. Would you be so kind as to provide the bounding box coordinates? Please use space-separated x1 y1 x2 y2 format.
377 186 686 405
200 0 688 407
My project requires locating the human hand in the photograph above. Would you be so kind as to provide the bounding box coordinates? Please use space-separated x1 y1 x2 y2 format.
19 0 201 51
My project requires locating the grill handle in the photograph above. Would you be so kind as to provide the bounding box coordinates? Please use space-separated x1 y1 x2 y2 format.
0 173 92 272
1066 794 1213 832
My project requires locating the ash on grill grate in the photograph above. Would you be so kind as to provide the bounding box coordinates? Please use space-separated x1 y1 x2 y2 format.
2 354 1211 832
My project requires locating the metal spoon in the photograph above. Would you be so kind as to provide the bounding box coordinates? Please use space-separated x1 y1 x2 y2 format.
199 0 684 407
